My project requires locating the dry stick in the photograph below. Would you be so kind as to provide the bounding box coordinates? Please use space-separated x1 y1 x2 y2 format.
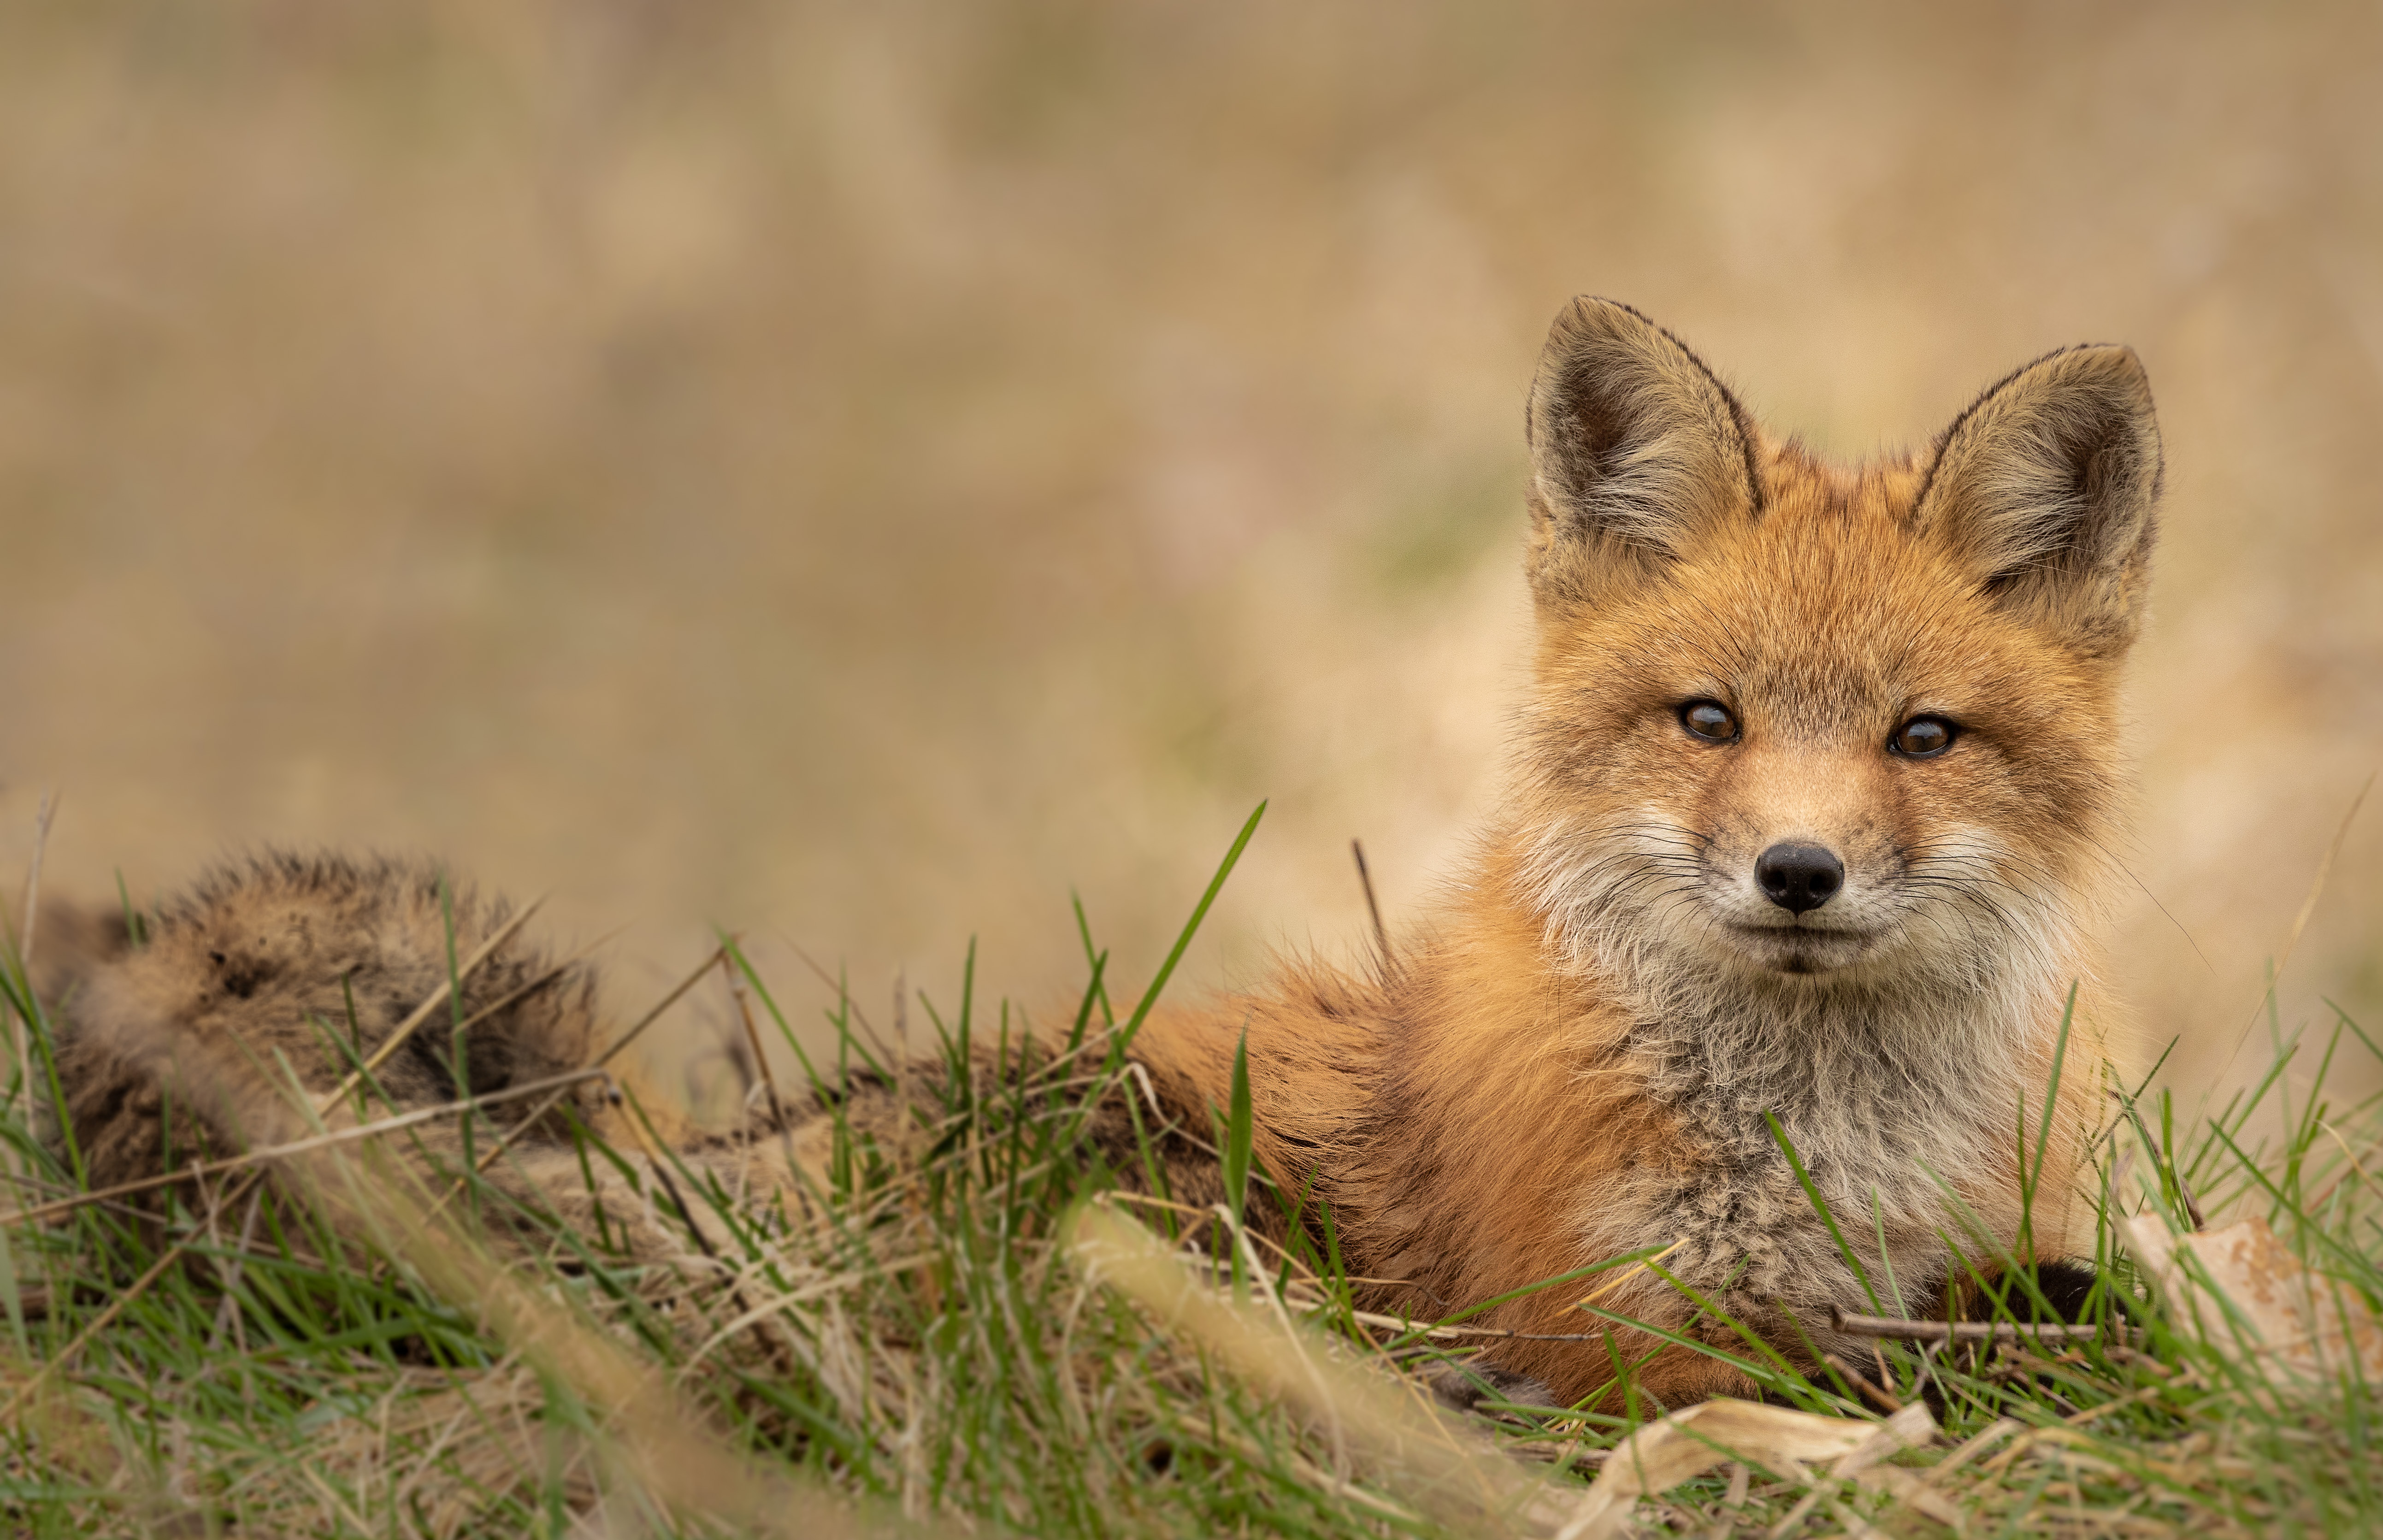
1830 1307 2133 1346
893 964 908 1104
8 791 56 1130
1351 838 1392 977
0 1068 611 1230
459 943 728 1181
1822 1351 1905 1414
1339 1307 1623 1345
782 937 896 1067
722 947 788 1130
323 899 549 1109
0 903 543 1422
609 1081 802 1378
445 927 621 1045
2306 1118 2382 1213
14 792 54 973
2218 773 2372 1080
721 947 801 1180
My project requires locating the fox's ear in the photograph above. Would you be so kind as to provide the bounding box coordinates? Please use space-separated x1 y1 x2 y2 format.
1523 297 1764 605
1914 344 2163 657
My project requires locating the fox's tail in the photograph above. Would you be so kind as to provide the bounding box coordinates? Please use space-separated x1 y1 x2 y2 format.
12 893 136 1027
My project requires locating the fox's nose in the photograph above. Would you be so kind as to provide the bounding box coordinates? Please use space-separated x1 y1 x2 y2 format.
1756 843 1844 914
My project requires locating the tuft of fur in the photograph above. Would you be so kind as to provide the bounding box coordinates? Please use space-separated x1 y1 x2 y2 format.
44 851 602 1209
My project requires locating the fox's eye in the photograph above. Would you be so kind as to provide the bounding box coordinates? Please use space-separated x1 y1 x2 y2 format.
1679 700 1739 743
1891 716 1957 757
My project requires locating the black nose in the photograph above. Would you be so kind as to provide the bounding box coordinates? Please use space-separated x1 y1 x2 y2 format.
1756 842 1844 914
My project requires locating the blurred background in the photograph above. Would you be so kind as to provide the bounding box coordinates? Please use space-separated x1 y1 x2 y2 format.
2 1 2377 1118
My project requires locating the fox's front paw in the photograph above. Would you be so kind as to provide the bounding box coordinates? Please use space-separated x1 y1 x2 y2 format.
1417 1358 1558 1414
1951 1257 2121 1324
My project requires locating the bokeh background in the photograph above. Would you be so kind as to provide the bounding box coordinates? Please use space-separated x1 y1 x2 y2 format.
3 2 2378 1117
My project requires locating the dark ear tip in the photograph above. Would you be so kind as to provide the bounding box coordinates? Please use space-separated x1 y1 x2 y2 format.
1546 295 1655 349
2047 342 2156 406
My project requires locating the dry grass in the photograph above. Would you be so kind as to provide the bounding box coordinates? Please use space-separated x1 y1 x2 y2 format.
4 833 2382 1535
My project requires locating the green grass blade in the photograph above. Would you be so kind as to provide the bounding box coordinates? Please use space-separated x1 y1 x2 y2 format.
1109 800 1265 1064
1765 1110 1882 1313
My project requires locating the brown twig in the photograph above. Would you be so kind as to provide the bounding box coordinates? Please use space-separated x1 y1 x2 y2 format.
1351 838 1392 977
2305 1119 2381 1214
8 791 56 1133
722 945 786 1131
436 943 727 1200
781 937 895 1067
1345 1307 1613 1344
1823 1351 1905 1413
16 791 54 979
446 926 620 1045
322 898 549 1111
1831 1306 2134 1345
0 1068 611 1230
2218 773 2371 1080
605 946 730 1074
611 1080 801 1378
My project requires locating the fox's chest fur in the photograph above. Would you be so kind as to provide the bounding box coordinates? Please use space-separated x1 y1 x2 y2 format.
1132 297 2155 1408
1146 868 2095 1406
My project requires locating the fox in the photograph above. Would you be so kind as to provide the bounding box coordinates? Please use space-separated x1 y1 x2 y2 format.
1116 297 2159 1406
27 297 2159 1412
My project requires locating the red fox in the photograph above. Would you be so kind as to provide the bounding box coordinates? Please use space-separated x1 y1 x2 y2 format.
32 298 2157 1411
1114 298 2159 1406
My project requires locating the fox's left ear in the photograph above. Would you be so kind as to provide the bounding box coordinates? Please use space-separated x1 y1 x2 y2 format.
1914 344 2163 657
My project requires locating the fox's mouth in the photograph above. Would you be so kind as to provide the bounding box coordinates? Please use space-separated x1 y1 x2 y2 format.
1722 922 1874 976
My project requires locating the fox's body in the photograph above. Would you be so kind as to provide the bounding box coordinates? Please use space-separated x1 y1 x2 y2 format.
34 299 2159 1412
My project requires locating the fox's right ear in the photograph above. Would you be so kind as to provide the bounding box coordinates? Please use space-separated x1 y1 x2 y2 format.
1523 297 1764 606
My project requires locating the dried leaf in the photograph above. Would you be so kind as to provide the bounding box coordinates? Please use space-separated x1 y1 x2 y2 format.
1553 1399 1935 1540
2121 1211 2383 1386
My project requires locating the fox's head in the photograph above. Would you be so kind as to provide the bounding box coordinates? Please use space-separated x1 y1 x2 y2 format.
1510 298 2161 1012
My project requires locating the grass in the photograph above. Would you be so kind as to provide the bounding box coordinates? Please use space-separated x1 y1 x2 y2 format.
0 825 2379 1537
